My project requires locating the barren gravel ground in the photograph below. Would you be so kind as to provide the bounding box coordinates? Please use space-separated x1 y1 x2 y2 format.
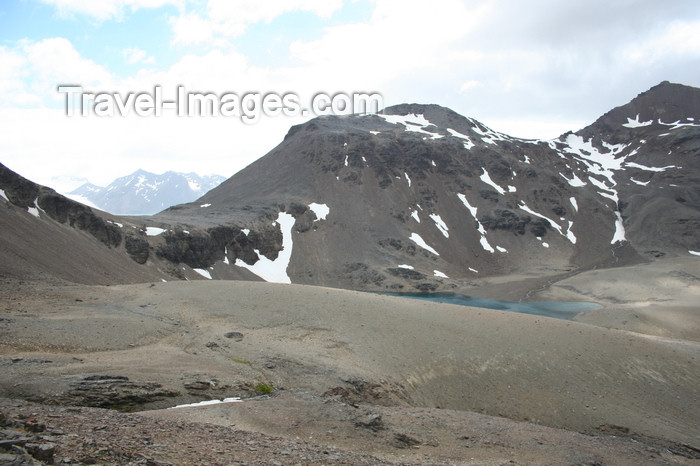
1 257 699 464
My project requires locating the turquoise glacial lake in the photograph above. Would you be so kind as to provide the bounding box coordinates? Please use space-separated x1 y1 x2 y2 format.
381 292 602 320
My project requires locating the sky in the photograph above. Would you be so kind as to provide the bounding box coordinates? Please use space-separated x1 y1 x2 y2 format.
1 0 699 192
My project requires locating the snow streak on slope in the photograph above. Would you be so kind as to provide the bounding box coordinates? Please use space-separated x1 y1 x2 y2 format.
171 397 242 409
429 213 449 238
624 161 676 172
560 172 587 187
193 268 212 279
409 233 439 256
570 197 578 212
235 212 295 283
470 120 512 145
457 193 495 253
480 169 506 195
446 128 475 150
519 202 576 244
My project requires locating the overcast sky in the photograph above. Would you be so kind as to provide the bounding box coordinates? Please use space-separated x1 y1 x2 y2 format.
1 0 699 192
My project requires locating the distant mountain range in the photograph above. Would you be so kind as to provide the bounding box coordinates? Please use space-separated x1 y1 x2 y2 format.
68 170 226 215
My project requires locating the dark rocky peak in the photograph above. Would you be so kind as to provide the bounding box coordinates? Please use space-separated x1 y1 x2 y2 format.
578 81 700 142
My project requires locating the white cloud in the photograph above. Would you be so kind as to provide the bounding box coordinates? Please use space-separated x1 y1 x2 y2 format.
39 0 181 21
123 47 155 64
619 20 700 64
459 80 481 93
169 0 343 45
169 12 216 46
0 38 114 108
209 0 342 32
0 47 42 107
290 0 481 79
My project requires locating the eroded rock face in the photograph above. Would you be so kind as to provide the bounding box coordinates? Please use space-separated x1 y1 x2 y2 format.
39 374 179 411
125 234 149 264
38 193 122 248
0 163 121 249
480 210 531 236
154 223 285 269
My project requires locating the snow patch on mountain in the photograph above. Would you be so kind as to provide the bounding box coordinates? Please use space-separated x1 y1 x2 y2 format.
480 169 506 195
446 128 475 150
27 204 40 218
378 113 443 139
612 212 627 244
622 114 653 128
560 172 587 187
560 134 640 244
624 161 676 172
470 121 511 145
409 233 439 256
519 201 576 244
457 193 495 253
569 197 578 212
658 118 700 130
146 227 167 236
309 202 330 221
429 213 449 238
235 212 294 284
194 268 212 279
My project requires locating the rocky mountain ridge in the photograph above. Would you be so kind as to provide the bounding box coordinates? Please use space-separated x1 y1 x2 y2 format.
1 81 698 291
152 80 700 291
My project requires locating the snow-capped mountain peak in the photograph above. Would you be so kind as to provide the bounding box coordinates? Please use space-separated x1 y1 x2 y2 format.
68 170 225 215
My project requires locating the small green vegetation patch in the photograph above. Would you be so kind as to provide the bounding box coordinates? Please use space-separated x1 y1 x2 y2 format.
254 382 274 395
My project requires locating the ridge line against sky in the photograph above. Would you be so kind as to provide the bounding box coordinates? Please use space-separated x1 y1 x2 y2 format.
1 0 699 191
